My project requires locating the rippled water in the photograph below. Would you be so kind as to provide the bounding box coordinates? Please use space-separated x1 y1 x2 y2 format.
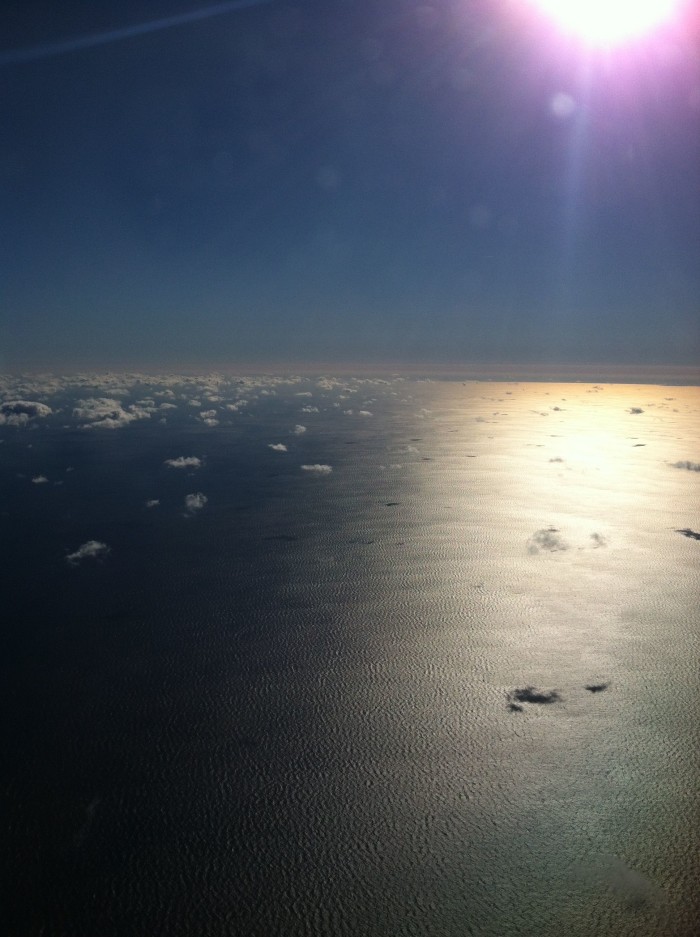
3 380 699 936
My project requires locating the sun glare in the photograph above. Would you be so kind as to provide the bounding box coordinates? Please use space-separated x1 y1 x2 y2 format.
528 0 680 47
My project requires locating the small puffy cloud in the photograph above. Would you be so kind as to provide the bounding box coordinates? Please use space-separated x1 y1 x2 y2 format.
508 686 561 705
268 443 287 452
293 424 306 434
184 492 208 513
145 499 160 508
73 397 150 430
527 527 568 554
198 410 219 426
295 392 313 397
66 540 110 565
301 463 332 475
164 456 202 469
301 406 319 413
32 475 49 484
225 400 248 412
0 400 53 426
358 410 373 417
671 460 700 472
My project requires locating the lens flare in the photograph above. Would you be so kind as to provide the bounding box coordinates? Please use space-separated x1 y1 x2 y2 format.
528 0 680 47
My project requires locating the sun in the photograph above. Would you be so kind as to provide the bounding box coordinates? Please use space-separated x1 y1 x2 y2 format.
527 0 680 47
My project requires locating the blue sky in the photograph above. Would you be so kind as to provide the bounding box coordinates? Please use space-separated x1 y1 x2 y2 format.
2 0 698 371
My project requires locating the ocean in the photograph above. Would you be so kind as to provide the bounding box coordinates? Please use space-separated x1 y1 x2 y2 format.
2 375 699 936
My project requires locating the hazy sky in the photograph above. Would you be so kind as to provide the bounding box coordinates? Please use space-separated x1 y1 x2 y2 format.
2 0 699 371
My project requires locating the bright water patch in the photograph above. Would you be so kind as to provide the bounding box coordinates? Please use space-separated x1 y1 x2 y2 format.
2 377 699 936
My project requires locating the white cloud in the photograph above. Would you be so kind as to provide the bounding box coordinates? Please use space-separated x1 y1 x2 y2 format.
0 400 53 426
358 410 373 417
268 443 287 452
198 410 219 426
31 475 48 484
301 406 319 413
293 424 306 434
66 540 110 565
164 456 202 469
184 492 208 513
145 499 160 508
73 397 151 430
301 463 332 475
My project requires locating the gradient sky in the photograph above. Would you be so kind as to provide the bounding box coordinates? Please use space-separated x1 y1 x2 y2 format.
2 0 699 370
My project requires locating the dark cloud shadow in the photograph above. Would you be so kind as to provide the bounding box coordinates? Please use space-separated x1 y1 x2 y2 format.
508 686 561 705
527 528 568 553
676 528 700 540
671 460 700 472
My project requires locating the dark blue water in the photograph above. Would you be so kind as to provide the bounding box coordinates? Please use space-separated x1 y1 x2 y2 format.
3 378 699 936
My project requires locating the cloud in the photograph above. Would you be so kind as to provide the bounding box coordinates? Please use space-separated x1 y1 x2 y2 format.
184 492 208 513
301 463 332 475
549 457 564 463
32 475 49 484
66 540 110 565
671 460 700 472
590 532 607 547
0 400 53 426
164 456 202 469
292 424 306 434
527 527 568 554
628 407 644 414
145 499 160 508
300 406 319 413
358 410 373 417
198 410 219 426
508 686 561 705
676 527 700 541
268 443 287 452
73 397 151 430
